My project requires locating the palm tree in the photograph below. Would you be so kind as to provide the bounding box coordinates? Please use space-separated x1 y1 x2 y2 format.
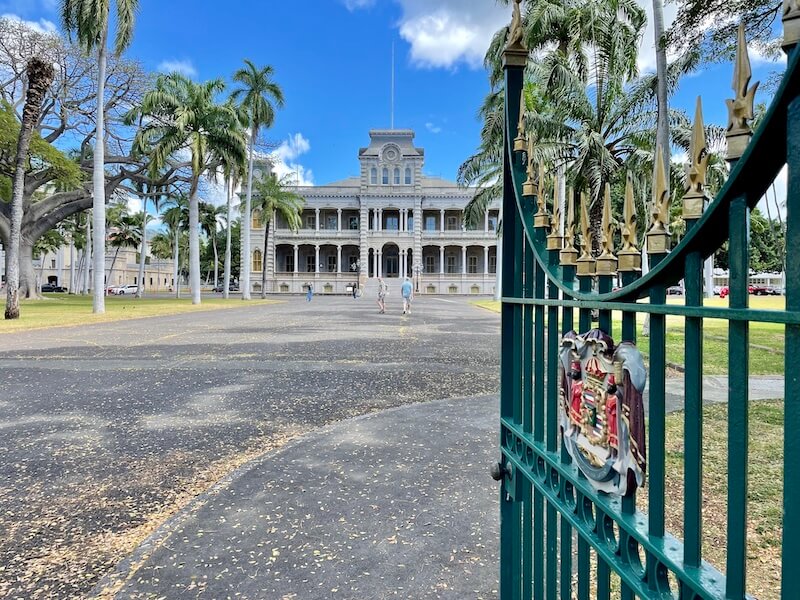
61 0 139 315
200 201 225 289
129 73 247 304
106 213 141 290
5 57 55 319
230 60 284 301
161 197 189 298
252 172 303 298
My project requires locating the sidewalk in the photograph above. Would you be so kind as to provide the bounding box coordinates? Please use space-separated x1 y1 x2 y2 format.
94 376 785 599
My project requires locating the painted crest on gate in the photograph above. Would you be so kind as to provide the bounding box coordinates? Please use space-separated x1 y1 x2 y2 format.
558 329 647 496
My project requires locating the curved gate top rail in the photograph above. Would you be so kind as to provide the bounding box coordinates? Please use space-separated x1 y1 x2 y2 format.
497 3 800 600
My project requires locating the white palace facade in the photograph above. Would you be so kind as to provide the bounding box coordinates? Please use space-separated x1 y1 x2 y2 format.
250 129 499 295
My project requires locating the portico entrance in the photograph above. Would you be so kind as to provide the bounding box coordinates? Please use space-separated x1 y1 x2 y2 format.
382 243 400 278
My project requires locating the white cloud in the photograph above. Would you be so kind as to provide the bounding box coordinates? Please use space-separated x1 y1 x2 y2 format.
397 1 508 69
270 133 314 186
343 0 375 10
157 59 197 78
425 121 442 133
1 13 57 34
637 1 679 73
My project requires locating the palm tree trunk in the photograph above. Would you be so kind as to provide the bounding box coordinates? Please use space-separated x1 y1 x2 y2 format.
189 177 201 305
5 57 54 319
223 177 232 300
261 218 269 299
652 0 670 183
136 195 147 298
83 214 91 294
69 235 75 294
92 21 109 314
212 230 219 289
173 228 180 299
241 123 256 300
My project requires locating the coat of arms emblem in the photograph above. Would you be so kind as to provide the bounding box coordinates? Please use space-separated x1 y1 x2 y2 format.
559 329 647 496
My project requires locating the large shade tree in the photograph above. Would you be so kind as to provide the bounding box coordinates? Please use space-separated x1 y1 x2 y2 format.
129 73 247 304
230 60 284 301
61 0 140 314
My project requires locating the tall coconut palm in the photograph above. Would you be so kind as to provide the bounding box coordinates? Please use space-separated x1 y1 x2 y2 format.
129 73 247 304
200 201 225 289
161 197 189 298
252 172 303 298
5 57 55 319
106 213 141 290
230 60 284 301
61 0 139 314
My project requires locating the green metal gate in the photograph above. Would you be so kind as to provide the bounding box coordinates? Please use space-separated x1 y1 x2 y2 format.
496 8 800 600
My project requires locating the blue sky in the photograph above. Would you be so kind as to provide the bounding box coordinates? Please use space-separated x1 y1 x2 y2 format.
2 0 787 198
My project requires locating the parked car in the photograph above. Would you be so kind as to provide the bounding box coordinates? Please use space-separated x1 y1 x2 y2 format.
666 286 683 296
212 283 239 292
114 284 138 295
751 285 781 296
719 286 729 298
106 285 122 295
41 283 67 293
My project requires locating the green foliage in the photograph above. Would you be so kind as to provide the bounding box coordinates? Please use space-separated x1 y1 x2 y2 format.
61 0 140 54
252 172 304 230
0 103 82 200
230 60 285 134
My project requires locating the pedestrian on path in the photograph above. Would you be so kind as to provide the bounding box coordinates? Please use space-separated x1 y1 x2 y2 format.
306 283 314 302
352 281 358 299
377 277 388 313
401 277 414 314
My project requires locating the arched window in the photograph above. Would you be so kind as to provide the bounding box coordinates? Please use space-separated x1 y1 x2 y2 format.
252 209 263 229
394 167 400 184
405 167 412 185
252 249 263 272
382 167 389 185
370 167 377 184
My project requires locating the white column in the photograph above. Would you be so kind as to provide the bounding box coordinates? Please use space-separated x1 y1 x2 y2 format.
440 209 445 232
315 208 320 231
315 244 320 274
484 210 489 232
293 245 299 274
439 246 445 274
337 245 342 273
462 246 467 275
373 250 378 277
377 251 383 277
400 249 406 277
484 246 489 274
378 209 383 232
337 208 342 232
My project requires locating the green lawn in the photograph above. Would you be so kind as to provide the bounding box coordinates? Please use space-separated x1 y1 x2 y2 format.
472 297 786 375
0 294 279 333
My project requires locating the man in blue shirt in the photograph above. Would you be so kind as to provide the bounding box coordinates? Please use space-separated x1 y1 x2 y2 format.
400 277 414 314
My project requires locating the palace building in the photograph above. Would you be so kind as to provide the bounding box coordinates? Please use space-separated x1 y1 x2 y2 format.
249 129 499 295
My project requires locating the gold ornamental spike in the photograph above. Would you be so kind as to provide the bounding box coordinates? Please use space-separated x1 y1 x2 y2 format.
618 174 641 272
596 183 617 275
514 88 527 153
503 0 528 66
547 174 563 251
560 187 578 266
646 146 671 254
523 135 536 196
534 163 549 227
725 23 759 160
784 0 800 51
577 191 596 276
683 96 710 220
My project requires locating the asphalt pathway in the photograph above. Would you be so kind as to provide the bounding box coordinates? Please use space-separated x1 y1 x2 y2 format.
0 295 501 598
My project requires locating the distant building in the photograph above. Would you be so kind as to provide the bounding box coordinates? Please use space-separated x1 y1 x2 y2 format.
249 129 499 295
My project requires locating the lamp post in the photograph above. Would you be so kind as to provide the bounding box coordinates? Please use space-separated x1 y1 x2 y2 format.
413 259 422 293
350 258 361 297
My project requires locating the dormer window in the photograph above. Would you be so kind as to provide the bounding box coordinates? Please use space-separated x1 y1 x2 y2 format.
405 167 412 185
382 167 389 185
394 168 400 184
370 167 377 184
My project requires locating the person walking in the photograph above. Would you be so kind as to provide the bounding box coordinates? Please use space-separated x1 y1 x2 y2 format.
306 282 314 302
352 281 358 299
376 277 388 313
401 277 414 314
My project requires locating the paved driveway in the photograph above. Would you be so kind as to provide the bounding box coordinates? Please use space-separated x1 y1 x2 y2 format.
0 295 500 598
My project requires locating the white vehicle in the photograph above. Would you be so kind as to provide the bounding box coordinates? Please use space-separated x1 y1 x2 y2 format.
114 284 139 295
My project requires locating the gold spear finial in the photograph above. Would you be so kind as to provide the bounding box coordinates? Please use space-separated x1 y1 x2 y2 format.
505 0 525 51
783 0 800 51
618 174 641 272
646 146 671 254
560 187 578 265
725 23 759 160
534 163 549 227
596 183 617 275
547 173 563 250
514 88 527 153
523 135 535 196
577 191 596 275
683 96 710 220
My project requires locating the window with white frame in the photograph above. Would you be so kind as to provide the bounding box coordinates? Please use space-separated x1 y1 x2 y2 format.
447 255 457 273
370 167 377 184
285 254 294 272
468 255 478 274
349 216 359 229
446 215 459 231
327 255 336 272
382 168 389 185
405 167 412 185
425 255 435 273
425 215 436 231
489 254 497 273
306 255 315 272
394 168 400 184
